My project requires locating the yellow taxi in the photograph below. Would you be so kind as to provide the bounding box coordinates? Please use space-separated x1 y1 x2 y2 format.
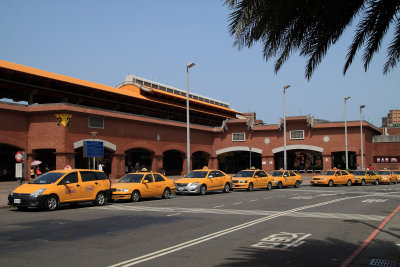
232 169 274 191
175 167 232 195
310 169 355 187
352 170 381 185
392 170 400 183
111 170 176 202
8 169 111 211
376 170 398 184
270 170 302 189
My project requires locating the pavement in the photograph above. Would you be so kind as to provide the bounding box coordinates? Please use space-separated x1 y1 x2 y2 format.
1 174 399 266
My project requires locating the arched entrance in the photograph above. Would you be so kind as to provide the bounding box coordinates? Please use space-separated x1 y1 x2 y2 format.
331 151 357 170
0 143 22 181
272 145 323 171
73 139 116 176
163 150 184 175
32 149 56 173
216 147 262 174
192 151 210 170
125 148 154 172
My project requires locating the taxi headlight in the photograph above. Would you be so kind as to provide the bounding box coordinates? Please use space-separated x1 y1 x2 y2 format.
321 178 326 181
31 188 46 197
239 180 247 183
189 182 199 187
117 188 130 192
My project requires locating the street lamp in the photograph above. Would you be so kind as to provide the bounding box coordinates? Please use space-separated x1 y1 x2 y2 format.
360 105 366 170
344 96 350 170
283 85 291 170
186 62 195 174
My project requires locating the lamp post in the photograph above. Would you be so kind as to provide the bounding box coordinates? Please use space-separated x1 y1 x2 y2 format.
186 62 195 174
344 96 350 170
360 105 366 170
283 85 291 170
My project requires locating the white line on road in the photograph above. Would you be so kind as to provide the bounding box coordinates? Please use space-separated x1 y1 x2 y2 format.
232 202 242 205
213 205 225 208
166 213 181 217
249 199 258 202
108 193 379 267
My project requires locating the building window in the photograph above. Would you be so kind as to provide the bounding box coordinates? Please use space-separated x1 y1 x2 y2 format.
89 117 104 129
232 132 245 142
290 130 304 140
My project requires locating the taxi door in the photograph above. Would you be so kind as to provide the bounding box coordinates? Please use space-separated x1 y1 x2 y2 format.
153 173 166 195
79 171 98 200
255 171 267 188
282 171 290 186
334 171 342 184
141 174 157 197
207 171 223 190
366 171 375 183
57 172 84 203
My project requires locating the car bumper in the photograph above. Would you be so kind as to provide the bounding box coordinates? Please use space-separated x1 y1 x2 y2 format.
8 194 48 208
112 193 131 200
310 180 327 185
175 185 200 194
232 183 248 189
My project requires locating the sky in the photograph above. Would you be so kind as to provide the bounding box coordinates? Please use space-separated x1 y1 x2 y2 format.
1 0 399 127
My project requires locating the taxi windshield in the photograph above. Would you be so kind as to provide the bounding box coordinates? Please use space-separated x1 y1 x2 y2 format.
30 172 64 184
270 171 284 177
118 174 144 183
353 171 366 176
235 171 255 177
185 171 208 178
394 171 400 174
377 170 390 175
321 171 336 175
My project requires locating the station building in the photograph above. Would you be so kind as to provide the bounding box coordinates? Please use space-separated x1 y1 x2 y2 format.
0 60 399 181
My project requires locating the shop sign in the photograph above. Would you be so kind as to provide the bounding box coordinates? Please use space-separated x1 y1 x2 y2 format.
83 141 104 157
15 151 23 162
374 156 400 164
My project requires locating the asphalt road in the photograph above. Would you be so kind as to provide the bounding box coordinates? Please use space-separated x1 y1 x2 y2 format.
1 184 399 267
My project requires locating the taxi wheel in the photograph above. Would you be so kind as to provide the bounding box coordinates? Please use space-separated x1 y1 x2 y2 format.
267 182 272 190
247 183 254 192
95 192 106 206
200 185 207 195
346 180 352 186
328 180 334 187
45 195 58 211
361 179 366 186
374 179 379 185
131 190 141 202
223 183 230 193
277 181 283 189
162 188 171 199
294 180 300 188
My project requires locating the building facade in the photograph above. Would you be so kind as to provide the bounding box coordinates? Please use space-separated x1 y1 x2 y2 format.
1 60 399 181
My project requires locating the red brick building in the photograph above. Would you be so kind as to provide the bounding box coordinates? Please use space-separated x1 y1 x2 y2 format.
0 60 399 181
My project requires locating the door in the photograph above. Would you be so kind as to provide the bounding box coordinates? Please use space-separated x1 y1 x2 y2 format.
207 171 223 190
79 171 98 200
57 172 84 203
153 173 166 195
255 171 267 188
141 174 156 197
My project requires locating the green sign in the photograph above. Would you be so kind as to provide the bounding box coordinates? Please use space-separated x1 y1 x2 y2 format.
393 124 400 127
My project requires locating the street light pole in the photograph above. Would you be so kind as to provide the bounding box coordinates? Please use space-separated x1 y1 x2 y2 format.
344 96 350 170
360 105 366 170
186 62 195 174
283 85 291 170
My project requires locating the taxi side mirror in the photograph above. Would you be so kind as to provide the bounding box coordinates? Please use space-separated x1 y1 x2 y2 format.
254 175 259 178
143 180 148 184
208 175 214 178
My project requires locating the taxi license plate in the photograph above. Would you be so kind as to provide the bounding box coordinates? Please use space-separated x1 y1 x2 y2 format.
177 187 183 191
314 181 318 183
14 199 21 204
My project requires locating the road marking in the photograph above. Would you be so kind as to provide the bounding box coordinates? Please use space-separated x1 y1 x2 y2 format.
341 204 400 267
362 199 388 203
249 199 258 202
213 205 225 208
166 213 181 217
232 202 242 205
95 205 386 221
252 232 312 250
109 194 379 267
264 197 272 200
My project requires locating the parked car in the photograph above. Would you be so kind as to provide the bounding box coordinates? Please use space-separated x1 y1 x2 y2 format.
310 169 355 187
111 169 176 202
391 170 400 183
270 170 302 189
175 167 232 195
8 169 111 211
376 170 397 184
352 170 381 185
232 169 274 191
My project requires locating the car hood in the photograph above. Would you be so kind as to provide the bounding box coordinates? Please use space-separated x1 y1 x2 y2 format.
12 183 50 194
175 178 205 183
111 183 140 189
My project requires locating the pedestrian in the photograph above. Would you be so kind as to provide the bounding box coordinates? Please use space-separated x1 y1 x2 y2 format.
98 163 104 171
369 164 374 171
134 162 141 172
30 167 34 180
357 165 361 170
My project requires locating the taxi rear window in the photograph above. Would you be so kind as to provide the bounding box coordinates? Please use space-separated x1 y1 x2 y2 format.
30 172 64 184
235 171 254 177
186 171 208 178
94 172 108 180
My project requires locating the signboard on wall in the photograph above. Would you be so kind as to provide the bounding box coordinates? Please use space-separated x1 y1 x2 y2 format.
373 156 400 164
83 141 104 158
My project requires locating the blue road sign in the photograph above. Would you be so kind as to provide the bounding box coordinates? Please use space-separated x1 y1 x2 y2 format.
84 141 104 157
